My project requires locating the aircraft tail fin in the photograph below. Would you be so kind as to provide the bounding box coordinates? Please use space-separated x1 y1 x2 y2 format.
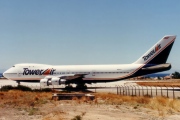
133 35 176 64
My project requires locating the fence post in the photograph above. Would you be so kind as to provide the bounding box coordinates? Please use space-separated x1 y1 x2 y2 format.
161 86 163 97
126 86 128 95
172 86 175 99
125 86 128 95
150 86 152 97
124 86 126 95
138 86 140 96
146 86 148 96
117 86 119 95
165 85 168 98
95 85 96 93
128 86 130 95
123 86 124 95
122 85 124 95
156 86 157 96
142 86 144 96
134 85 136 96
120 86 122 95
131 86 134 96
124 86 127 95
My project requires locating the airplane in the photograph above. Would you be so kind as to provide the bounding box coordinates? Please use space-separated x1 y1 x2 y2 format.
3 35 176 88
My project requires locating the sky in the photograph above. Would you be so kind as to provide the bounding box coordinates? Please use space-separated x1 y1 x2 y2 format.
0 0 180 73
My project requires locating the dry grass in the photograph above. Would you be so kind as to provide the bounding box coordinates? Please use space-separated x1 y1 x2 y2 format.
1 90 180 118
94 93 180 113
0 90 55 118
0 90 52 108
136 81 180 87
94 93 151 105
42 110 65 120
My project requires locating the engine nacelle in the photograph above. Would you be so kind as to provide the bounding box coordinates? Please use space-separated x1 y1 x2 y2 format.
51 78 66 85
40 79 52 86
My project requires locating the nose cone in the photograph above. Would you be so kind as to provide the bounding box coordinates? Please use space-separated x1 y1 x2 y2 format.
3 70 8 79
3 67 18 80
3 68 13 79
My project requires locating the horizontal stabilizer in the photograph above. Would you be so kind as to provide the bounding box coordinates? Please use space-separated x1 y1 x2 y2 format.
141 63 171 71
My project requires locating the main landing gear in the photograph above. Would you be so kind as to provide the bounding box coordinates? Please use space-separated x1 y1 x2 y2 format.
65 83 87 90
75 83 87 90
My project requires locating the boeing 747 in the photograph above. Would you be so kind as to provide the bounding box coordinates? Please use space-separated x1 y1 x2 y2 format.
3 35 176 88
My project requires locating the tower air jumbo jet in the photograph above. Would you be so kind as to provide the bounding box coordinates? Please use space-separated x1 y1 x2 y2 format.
3 35 176 87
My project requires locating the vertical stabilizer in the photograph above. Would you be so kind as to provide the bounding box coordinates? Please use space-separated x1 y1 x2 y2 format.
133 35 176 64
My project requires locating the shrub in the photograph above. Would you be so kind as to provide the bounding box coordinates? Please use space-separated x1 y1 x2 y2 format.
33 89 42 92
71 115 82 120
15 85 32 91
1 85 14 91
1 85 32 91
41 88 52 92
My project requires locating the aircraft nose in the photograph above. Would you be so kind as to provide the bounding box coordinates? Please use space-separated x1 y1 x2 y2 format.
3 71 7 78
3 70 10 79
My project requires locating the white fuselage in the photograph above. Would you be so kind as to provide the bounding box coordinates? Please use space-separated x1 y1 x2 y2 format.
3 63 143 82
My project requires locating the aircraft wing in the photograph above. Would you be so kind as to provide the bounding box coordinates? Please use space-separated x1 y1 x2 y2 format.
44 73 88 80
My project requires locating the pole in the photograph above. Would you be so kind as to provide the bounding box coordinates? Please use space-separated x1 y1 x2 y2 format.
128 86 130 95
138 86 140 96
172 86 175 99
120 86 122 95
131 85 134 96
165 85 168 98
150 86 152 97
116 86 118 95
146 86 148 96
156 86 157 96
134 85 136 96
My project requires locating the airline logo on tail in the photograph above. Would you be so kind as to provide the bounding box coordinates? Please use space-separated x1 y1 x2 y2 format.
23 68 56 75
142 44 161 61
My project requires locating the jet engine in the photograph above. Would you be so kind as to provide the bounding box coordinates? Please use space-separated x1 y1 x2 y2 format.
40 78 66 86
51 78 66 85
40 79 52 86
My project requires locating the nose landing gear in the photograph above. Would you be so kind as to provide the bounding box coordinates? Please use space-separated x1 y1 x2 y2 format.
16 81 21 85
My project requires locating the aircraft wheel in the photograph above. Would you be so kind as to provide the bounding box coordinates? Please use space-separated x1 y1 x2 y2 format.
76 83 87 89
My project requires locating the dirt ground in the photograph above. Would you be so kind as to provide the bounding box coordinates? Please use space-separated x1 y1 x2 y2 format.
0 99 180 120
1 80 180 120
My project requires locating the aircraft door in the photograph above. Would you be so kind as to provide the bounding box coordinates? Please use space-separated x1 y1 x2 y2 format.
17 71 21 77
